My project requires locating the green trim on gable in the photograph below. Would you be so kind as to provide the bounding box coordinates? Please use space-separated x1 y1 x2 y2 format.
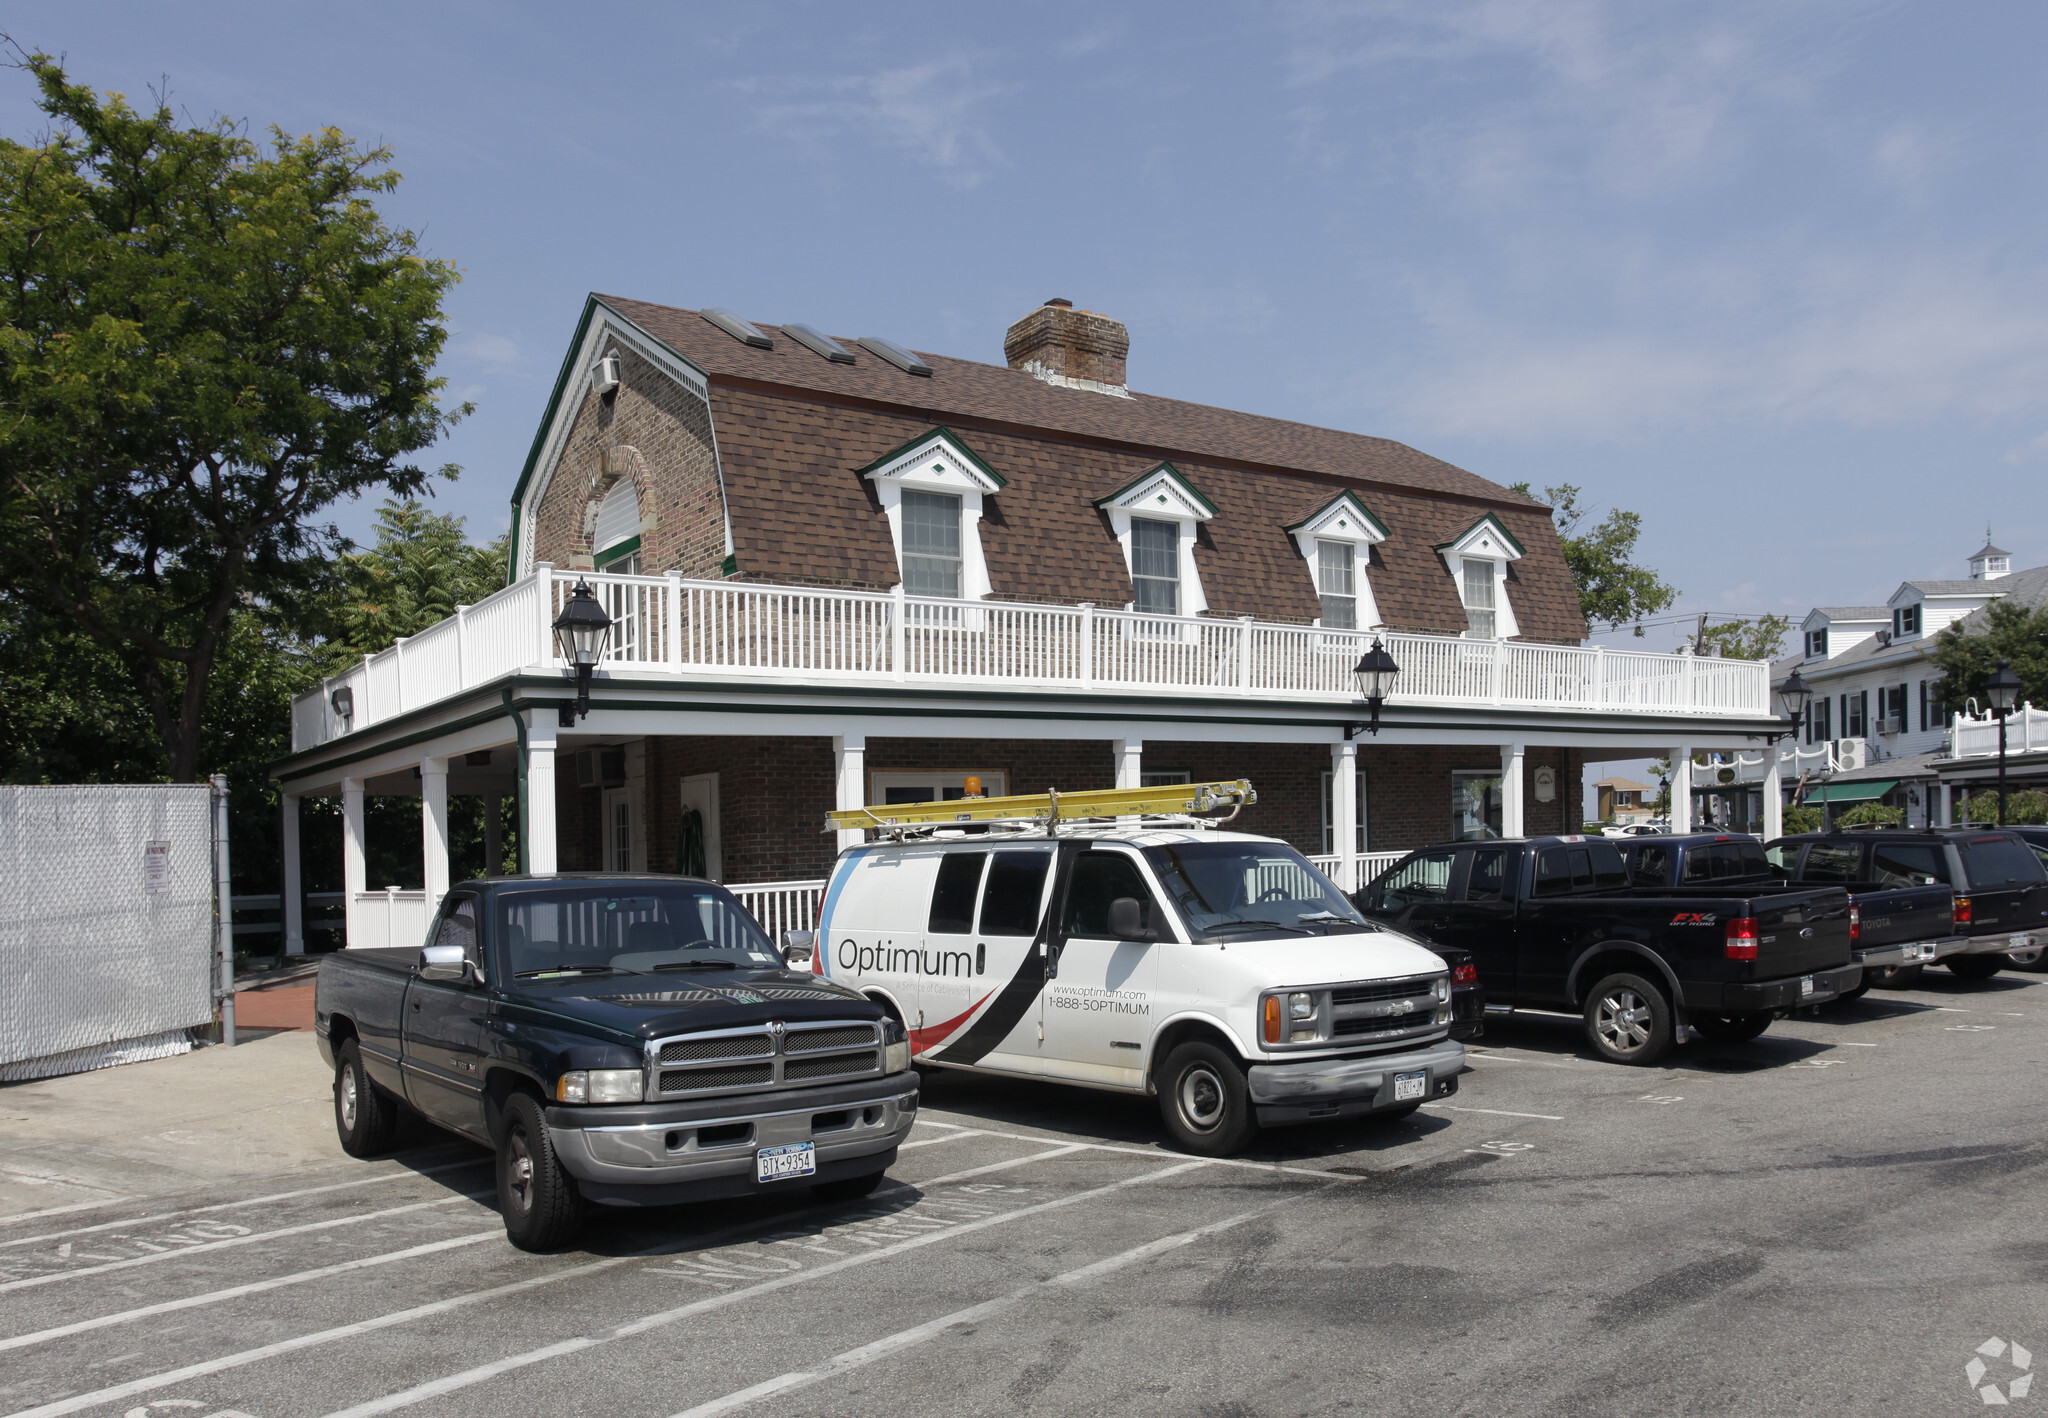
1282 489 1391 541
853 426 1008 488
719 553 738 576
1092 461 1221 518
1433 510 1528 559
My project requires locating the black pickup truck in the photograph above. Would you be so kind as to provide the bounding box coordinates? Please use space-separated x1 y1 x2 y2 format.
1618 834 1958 998
1354 836 1858 1064
1765 830 2048 983
315 874 917 1250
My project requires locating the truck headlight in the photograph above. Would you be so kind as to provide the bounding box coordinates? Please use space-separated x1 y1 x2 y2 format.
882 1017 910 1074
556 1069 643 1105
1288 992 1314 1020
1432 976 1449 1002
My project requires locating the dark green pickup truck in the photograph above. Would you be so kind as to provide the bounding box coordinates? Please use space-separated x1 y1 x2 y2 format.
315 874 916 1250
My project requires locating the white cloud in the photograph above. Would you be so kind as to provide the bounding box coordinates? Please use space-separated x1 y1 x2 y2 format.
452 332 522 374
748 55 1008 188
2006 431 2048 464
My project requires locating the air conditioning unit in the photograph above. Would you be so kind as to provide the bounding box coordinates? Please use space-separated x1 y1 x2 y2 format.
1834 738 1867 772
592 354 621 395
575 746 626 789
1875 716 1905 736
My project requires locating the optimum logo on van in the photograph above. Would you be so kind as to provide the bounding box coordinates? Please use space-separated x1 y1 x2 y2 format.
837 939 986 977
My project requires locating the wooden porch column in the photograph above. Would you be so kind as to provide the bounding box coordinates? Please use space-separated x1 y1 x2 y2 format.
1113 738 1143 790
1762 750 1783 841
342 776 366 948
422 756 451 909
834 734 868 853
1331 740 1358 890
526 714 560 875
1499 742 1526 840
281 792 304 956
1670 747 1694 834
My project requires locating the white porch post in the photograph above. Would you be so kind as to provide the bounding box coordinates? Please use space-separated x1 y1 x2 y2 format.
1113 738 1144 790
834 733 868 853
422 756 450 910
342 776 366 948
1500 742 1526 839
281 792 304 956
1671 747 1694 834
1933 781 1951 827
1332 740 1358 890
1762 749 1783 842
484 794 502 876
526 714 560 875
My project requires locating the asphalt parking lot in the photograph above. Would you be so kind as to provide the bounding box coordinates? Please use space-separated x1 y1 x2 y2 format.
3 970 2045 1418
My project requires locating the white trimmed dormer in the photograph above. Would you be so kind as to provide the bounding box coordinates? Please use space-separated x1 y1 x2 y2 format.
1285 491 1389 631
1799 607 1885 661
1094 463 1217 618
1435 513 1525 640
857 428 1005 600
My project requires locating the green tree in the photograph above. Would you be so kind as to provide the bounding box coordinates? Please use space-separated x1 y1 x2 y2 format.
1696 614 1794 661
1834 802 1905 828
0 55 465 781
320 499 510 666
1781 804 1824 834
1509 482 1679 634
1928 599 2048 715
1956 789 2048 826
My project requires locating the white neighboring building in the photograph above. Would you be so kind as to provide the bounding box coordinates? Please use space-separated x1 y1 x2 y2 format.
1698 537 2043 830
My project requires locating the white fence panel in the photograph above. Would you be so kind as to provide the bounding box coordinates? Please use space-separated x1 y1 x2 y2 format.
0 785 217 1080
729 880 825 940
347 889 435 952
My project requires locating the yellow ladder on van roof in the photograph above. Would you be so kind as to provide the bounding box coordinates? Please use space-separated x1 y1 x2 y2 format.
823 779 1256 832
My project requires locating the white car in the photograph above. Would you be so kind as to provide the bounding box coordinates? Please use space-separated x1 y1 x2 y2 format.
797 826 1463 1155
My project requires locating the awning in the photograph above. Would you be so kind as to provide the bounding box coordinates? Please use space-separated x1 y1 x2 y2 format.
1800 779 1898 805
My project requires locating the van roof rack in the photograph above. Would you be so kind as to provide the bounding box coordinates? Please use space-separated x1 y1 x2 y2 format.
824 779 1256 838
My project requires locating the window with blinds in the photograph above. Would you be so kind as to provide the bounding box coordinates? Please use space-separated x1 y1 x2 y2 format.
1462 561 1497 639
1131 518 1180 616
1317 540 1356 629
900 489 963 597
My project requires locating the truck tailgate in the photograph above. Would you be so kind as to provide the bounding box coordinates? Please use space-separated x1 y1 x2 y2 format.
1752 890 1853 976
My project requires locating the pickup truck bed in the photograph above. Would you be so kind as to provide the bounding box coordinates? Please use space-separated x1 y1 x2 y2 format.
1356 836 1857 1063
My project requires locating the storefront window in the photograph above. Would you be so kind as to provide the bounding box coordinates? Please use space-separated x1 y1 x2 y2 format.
1452 771 1503 841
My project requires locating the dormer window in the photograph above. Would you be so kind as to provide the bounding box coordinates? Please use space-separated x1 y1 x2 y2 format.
900 490 962 597
1434 513 1525 641
1892 604 1920 638
858 428 1006 601
1094 463 1218 619
1286 491 1389 632
1807 628 1829 659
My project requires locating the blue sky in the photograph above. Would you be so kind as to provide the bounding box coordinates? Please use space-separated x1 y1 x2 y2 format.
9 1 2044 649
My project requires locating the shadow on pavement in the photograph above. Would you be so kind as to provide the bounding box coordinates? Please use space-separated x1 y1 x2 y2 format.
1471 1008 1836 1071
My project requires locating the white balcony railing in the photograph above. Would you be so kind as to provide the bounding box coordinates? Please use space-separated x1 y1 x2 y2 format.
291 566 1773 752
729 879 825 941
1954 705 2047 759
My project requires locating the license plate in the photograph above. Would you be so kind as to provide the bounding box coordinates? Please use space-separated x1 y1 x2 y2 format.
1393 1070 1427 1102
756 1142 816 1183
2011 934 2032 950
1799 975 1815 998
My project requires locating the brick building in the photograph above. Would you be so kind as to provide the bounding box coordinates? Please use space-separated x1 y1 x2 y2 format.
271 295 1784 949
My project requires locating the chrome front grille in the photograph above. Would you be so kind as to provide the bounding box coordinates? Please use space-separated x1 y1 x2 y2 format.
1333 1009 1437 1038
1331 975 1438 1007
649 1020 884 1099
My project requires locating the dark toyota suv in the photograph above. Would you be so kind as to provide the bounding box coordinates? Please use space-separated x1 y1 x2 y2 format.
1768 829 2048 981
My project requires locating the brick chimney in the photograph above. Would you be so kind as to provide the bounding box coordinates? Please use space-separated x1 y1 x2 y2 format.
1003 298 1131 398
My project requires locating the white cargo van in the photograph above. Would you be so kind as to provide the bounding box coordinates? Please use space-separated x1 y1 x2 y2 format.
794 803 1463 1156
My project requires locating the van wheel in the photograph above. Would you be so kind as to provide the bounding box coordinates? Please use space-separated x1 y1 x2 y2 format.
1947 955 2004 981
1869 964 1923 989
1583 973 1674 1065
334 1039 399 1158
1691 1011 1772 1043
498 1093 583 1252
1157 1042 1257 1156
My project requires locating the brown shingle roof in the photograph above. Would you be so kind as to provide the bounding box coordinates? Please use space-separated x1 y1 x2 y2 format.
597 295 1587 643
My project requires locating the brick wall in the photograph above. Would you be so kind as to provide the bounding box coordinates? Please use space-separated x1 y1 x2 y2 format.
530 343 727 577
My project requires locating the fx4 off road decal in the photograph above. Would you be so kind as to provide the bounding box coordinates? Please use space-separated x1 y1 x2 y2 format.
1670 912 1720 926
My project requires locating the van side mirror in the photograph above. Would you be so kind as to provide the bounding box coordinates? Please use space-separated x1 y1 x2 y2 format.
1107 897 1153 941
419 943 468 982
781 929 816 966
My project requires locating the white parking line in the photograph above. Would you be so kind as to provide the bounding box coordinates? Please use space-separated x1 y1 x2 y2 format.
1420 1104 1563 1121
0 1194 491 1294
896 1128 987 1150
663 1180 1337 1418
916 1145 1088 1187
311 1159 1212 1418
0 1157 489 1250
0 1230 504 1354
1 1152 1206 1418
912 1121 1357 1179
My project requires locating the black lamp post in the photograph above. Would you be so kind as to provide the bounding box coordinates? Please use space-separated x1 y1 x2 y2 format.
552 580 613 727
1657 773 1670 827
1347 639 1401 739
1986 657 2023 826
1778 669 1813 737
